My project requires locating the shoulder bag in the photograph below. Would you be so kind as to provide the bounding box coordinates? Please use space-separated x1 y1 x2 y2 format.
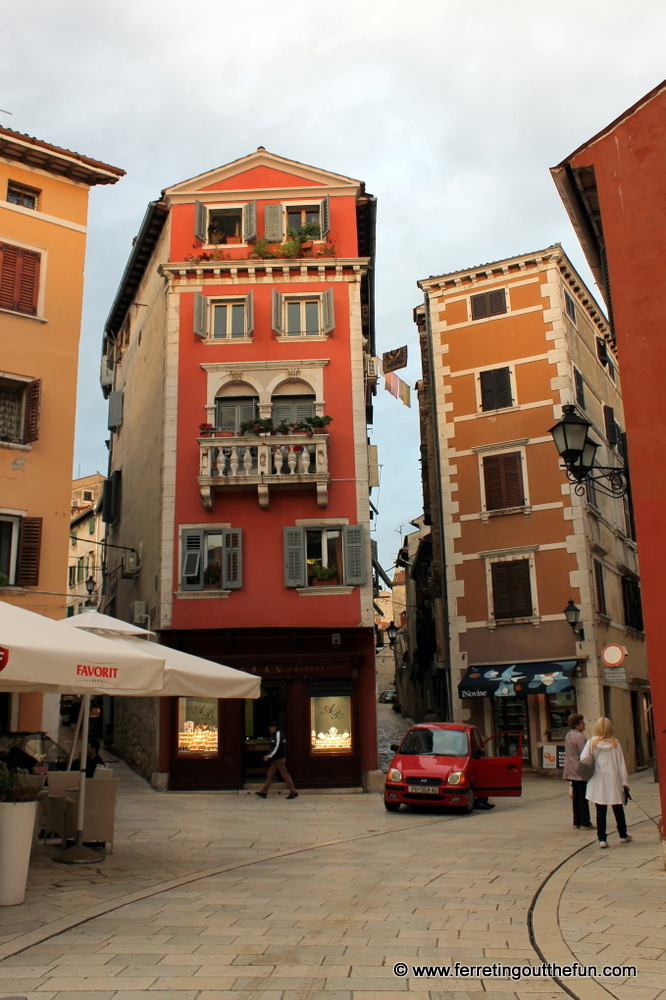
576 749 595 782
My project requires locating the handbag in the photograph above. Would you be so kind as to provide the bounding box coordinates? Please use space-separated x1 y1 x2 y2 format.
576 753 595 782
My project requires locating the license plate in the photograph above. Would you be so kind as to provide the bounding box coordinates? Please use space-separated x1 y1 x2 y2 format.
407 785 439 794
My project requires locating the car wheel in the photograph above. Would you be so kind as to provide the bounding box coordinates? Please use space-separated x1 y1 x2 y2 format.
461 787 474 814
384 798 401 812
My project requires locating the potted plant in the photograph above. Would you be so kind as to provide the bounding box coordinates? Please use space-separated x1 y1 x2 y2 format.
298 221 321 250
275 420 293 435
199 423 214 437
0 769 41 906
208 225 223 245
308 414 333 434
203 564 221 589
311 562 339 587
240 417 274 436
0 572 8 588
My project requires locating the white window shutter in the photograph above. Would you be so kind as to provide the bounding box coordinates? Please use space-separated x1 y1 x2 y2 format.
108 390 124 430
193 292 207 337
322 288 335 334
343 525 366 585
242 201 257 242
181 530 203 589
320 196 330 239
284 527 306 587
264 204 282 241
272 289 283 335
194 201 207 242
245 290 254 337
223 529 242 589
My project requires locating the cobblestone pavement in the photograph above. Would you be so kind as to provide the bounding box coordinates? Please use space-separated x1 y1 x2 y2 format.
377 704 413 772
0 755 662 1000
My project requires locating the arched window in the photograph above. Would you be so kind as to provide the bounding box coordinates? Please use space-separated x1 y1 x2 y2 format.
271 380 315 425
215 384 258 433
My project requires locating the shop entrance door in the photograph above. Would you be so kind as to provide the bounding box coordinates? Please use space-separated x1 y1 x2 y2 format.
492 696 530 762
243 683 288 785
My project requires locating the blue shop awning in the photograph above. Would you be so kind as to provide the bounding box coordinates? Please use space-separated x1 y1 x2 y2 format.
458 660 578 699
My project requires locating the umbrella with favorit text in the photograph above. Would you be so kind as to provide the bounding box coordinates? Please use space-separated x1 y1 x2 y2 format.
0 600 166 862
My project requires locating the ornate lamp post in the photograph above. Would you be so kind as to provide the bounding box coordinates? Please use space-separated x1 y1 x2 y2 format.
563 599 585 641
549 404 629 497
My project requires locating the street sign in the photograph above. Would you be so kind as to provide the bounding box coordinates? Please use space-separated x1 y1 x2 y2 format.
604 666 627 683
601 643 626 667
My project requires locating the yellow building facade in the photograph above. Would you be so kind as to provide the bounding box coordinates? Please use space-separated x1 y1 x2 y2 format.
0 128 122 733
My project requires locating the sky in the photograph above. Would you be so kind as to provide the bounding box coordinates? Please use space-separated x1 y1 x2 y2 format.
2 0 666 571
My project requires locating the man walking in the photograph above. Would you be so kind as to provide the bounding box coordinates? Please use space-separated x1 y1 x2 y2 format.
255 722 298 800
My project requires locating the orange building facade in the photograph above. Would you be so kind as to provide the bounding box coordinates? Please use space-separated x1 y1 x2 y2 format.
416 246 650 771
0 128 122 736
101 149 380 790
552 79 666 812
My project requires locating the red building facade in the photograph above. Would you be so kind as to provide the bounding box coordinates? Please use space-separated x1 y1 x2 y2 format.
101 150 379 790
552 81 666 815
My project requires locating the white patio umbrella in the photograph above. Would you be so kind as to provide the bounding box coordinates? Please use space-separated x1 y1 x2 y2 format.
58 611 261 699
0 600 166 861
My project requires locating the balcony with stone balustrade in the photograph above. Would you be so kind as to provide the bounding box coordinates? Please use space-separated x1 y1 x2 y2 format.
197 433 329 510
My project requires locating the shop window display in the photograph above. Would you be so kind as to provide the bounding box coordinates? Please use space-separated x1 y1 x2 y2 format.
177 697 218 756
310 695 352 753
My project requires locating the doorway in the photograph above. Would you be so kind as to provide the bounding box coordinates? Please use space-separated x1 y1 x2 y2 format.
243 683 287 784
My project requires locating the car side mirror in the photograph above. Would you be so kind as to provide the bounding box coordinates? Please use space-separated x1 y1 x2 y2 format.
390 743 399 752
472 748 484 759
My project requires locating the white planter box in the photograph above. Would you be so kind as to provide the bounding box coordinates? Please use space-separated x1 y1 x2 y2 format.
0 800 37 905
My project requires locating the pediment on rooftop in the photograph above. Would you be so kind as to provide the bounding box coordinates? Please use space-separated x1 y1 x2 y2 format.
163 148 362 203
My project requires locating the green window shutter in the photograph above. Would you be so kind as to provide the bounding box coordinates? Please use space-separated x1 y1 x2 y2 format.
181 529 203 590
264 204 282 241
322 288 335 334
108 390 124 430
273 402 293 423
194 292 207 338
574 368 586 409
294 401 315 421
320 195 330 239
343 525 365 585
223 528 242 589
245 290 254 337
194 201 207 243
24 378 41 443
604 405 617 445
272 289 283 335
284 526 306 587
242 201 257 242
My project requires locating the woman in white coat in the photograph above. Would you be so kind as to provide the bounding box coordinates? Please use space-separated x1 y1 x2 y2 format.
581 717 632 849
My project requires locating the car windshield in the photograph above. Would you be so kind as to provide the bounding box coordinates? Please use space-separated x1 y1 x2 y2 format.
400 728 469 757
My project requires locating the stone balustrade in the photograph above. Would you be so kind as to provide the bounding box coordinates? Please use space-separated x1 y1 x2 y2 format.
197 433 330 509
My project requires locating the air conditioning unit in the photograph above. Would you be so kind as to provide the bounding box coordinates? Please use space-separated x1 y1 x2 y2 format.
71 500 80 508
364 356 378 380
121 550 140 578
130 600 146 625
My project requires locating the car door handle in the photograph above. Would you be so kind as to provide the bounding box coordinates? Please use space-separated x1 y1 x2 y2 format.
506 764 517 770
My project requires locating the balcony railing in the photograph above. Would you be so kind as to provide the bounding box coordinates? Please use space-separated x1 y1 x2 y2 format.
198 433 330 510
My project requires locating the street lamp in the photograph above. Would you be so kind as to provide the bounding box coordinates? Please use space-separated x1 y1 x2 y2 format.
84 575 98 607
563 599 585 641
549 404 629 498
385 621 399 646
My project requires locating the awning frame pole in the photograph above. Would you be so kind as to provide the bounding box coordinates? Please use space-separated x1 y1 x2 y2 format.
76 693 91 845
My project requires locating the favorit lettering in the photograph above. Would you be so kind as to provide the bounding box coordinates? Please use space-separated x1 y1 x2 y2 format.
76 664 118 679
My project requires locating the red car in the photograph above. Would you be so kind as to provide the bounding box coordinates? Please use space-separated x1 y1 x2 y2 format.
384 722 523 813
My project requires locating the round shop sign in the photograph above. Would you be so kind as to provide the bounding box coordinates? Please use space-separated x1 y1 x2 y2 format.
0 646 8 671
601 643 626 667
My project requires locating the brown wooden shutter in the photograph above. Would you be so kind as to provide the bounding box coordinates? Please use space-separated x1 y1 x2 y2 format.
24 379 41 442
622 576 643 631
491 562 512 619
480 367 512 411
510 560 532 617
593 559 606 615
492 559 532 619
484 452 524 510
0 244 19 310
16 517 42 586
483 456 504 510
16 249 40 314
503 453 524 507
574 368 585 408
0 244 40 315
